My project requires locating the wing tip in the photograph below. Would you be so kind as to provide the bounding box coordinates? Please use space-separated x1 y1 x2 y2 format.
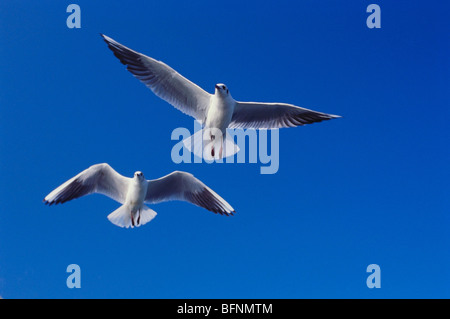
215 205 235 216
100 33 114 47
100 33 112 43
43 198 55 206
193 186 235 217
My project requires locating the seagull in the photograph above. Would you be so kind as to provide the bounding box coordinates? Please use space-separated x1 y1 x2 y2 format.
101 34 341 158
43 163 235 228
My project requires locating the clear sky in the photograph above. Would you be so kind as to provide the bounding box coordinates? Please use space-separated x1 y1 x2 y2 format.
0 1 449 298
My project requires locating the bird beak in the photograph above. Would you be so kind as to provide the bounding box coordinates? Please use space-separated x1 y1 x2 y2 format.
215 84 220 90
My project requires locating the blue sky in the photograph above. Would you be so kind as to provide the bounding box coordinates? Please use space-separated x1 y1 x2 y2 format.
0 1 449 298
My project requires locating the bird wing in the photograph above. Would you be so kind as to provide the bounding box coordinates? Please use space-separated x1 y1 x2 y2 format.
229 101 341 129
145 171 235 216
101 34 212 123
44 163 131 205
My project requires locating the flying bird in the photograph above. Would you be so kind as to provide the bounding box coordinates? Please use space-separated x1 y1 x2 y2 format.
43 163 235 228
101 34 340 158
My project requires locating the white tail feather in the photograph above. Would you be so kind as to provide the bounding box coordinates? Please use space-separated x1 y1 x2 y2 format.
107 204 157 228
137 205 158 227
182 129 204 159
182 129 240 160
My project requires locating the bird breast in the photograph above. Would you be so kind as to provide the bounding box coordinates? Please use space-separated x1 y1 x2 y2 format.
125 180 147 208
205 95 235 132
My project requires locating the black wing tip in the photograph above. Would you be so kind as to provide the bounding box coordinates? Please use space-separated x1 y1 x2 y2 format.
313 114 341 123
213 207 235 216
224 209 236 216
100 34 119 51
100 33 112 45
43 198 54 206
100 36 142 68
44 198 70 206
100 33 113 43
288 112 342 127
192 188 235 217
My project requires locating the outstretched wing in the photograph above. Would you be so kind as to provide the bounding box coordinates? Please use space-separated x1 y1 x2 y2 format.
44 163 131 205
229 101 341 129
101 34 212 123
145 171 235 216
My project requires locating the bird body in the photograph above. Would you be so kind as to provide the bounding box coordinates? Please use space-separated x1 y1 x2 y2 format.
44 164 235 228
100 34 341 159
125 172 147 211
121 171 148 226
205 84 235 135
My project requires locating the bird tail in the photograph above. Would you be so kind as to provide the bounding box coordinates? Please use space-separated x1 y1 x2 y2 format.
107 204 157 228
182 129 240 160
182 129 205 159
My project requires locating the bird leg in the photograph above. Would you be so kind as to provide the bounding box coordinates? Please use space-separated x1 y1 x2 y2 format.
131 213 135 227
211 134 215 157
137 209 141 226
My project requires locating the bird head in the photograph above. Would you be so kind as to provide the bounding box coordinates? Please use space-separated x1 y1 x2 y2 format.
134 171 145 181
215 83 229 96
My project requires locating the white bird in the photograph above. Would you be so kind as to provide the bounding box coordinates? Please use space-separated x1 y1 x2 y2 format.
43 163 235 228
101 34 341 158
